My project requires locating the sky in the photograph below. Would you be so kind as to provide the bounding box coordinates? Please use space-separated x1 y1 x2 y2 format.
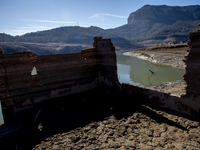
0 0 200 36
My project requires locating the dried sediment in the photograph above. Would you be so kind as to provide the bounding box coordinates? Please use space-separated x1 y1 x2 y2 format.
124 51 185 69
124 44 188 69
33 106 200 150
153 82 186 97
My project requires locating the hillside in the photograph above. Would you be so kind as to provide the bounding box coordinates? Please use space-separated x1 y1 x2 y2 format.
1 4 200 52
0 42 86 55
0 26 135 52
128 5 200 25
107 5 200 42
18 26 131 46
0 33 15 42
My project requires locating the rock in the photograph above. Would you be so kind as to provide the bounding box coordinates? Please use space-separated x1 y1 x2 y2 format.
52 145 60 150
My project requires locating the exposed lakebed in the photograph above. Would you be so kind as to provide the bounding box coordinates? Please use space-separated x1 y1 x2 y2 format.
116 51 184 87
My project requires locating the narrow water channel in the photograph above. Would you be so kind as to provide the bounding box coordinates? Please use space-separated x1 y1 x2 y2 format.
116 51 184 88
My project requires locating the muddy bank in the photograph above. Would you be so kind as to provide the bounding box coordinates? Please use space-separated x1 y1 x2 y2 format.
124 44 189 69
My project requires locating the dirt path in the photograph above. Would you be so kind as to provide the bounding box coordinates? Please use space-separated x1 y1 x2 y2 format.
33 105 200 150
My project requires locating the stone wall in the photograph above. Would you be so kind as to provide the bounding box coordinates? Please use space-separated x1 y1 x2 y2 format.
94 37 119 91
184 23 200 95
121 24 200 119
1 25 200 123
124 83 200 118
0 37 119 118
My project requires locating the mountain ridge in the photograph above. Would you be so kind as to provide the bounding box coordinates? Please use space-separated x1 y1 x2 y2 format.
128 4 200 24
108 4 200 42
0 26 138 54
0 26 135 50
0 4 200 53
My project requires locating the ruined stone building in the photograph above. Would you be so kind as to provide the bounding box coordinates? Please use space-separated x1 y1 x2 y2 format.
0 25 200 126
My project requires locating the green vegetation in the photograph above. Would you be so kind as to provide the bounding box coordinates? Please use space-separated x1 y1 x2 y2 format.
150 21 199 40
108 5 200 42
108 20 199 42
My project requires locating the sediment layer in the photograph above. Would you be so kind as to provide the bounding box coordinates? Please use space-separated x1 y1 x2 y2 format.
124 44 188 69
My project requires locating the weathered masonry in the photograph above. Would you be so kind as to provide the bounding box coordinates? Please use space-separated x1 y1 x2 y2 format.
184 23 200 95
1 24 200 124
0 37 119 123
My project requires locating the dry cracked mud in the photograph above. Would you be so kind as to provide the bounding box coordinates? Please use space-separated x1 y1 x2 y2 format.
33 105 200 150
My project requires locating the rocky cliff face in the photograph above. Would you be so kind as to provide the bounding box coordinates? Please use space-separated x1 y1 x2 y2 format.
108 5 200 42
128 5 200 25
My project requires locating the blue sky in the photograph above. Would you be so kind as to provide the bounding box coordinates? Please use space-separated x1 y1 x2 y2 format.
1 0 199 36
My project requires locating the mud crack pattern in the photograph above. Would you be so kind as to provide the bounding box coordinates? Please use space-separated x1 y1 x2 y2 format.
33 105 200 150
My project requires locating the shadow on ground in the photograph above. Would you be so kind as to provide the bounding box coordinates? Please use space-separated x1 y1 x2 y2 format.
0 88 192 150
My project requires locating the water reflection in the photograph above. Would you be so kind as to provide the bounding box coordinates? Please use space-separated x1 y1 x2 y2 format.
117 51 184 87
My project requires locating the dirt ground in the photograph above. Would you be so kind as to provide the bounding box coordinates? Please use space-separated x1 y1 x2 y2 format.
30 82 200 150
33 105 200 150
1 86 199 150
154 82 186 97
30 89 200 150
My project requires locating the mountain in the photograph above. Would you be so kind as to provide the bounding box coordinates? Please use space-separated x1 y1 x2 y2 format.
128 5 200 25
0 26 134 51
107 5 200 42
0 42 85 55
0 33 15 42
1 4 200 53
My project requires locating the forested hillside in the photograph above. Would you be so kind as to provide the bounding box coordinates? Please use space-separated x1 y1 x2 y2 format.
108 20 199 42
0 26 134 50
107 5 200 42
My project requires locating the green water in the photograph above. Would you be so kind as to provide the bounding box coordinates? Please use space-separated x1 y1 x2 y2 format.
117 51 184 88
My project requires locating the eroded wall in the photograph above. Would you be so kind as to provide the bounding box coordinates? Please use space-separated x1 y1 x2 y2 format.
1 27 200 122
94 37 119 91
184 23 200 95
0 49 98 113
0 37 119 117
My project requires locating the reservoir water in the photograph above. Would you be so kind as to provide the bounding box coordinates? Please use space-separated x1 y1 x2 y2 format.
117 51 184 88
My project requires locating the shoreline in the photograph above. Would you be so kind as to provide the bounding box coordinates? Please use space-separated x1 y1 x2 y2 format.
123 44 188 69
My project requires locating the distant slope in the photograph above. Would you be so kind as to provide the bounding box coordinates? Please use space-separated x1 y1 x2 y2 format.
107 5 200 42
19 26 134 49
0 26 135 50
128 5 200 25
149 20 199 40
1 5 199 50
0 42 85 55
0 33 14 42
108 20 199 42
0 44 28 54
